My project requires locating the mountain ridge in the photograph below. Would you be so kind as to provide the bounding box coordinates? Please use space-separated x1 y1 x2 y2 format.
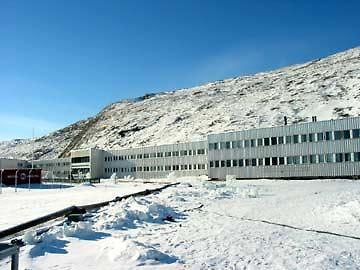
1 46 360 160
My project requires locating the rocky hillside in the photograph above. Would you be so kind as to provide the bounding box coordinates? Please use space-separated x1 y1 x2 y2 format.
1 47 360 160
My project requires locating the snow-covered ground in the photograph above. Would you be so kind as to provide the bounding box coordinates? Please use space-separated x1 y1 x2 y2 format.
1 178 360 269
0 180 162 231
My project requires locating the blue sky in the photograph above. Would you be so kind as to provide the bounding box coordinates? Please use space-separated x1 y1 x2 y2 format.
1 0 360 140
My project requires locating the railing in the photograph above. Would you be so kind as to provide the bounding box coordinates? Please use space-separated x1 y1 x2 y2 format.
0 243 19 270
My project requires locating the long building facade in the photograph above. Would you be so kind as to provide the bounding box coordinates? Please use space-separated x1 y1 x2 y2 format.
1 116 360 180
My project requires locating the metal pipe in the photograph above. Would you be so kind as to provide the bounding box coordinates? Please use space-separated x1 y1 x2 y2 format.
11 251 19 270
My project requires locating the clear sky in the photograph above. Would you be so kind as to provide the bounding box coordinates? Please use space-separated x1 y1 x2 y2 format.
1 0 360 140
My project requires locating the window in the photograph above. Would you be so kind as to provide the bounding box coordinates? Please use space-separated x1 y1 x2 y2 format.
245 159 250 166
244 140 250 148
251 139 256 147
309 133 315 142
231 141 238 149
251 158 257 166
157 152 163 158
226 142 231 149
237 140 243 148
258 158 264 166
71 156 90 163
276 157 283 165
301 134 307 143
334 130 343 140
344 153 351 162
318 154 325 163
180 150 188 156
344 130 351 139
220 142 226 149
184 164 188 170
213 143 219 150
165 152 172 157
137 154 143 159
326 153 333 163
173 151 179 156
232 160 238 166
265 157 271 166
286 136 292 144
310 155 317 164
317 132 324 141
239 159 244 167
278 136 284 144
271 157 278 165
226 160 231 167
210 161 214 168
221 160 225 167
293 134 299 144
287 156 293 165
353 129 360 138
293 156 300 164
189 150 193 155
144 153 149 159
209 143 215 150
335 153 343 163
325 131 332 141
264 138 270 146
215 160 219 168
354 152 360 162
105 157 107 162
302 155 308 164
197 149 205 155
257 138 263 146
189 164 192 170
181 165 186 170
271 137 277 145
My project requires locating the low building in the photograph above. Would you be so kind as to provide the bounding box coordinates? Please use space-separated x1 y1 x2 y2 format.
0 158 29 170
33 158 71 179
208 117 360 179
2 116 360 180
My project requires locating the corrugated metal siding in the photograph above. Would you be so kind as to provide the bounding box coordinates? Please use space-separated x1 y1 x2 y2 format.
208 117 360 179
103 141 208 179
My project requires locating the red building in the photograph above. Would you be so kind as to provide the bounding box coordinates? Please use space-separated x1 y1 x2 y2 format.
0 169 42 186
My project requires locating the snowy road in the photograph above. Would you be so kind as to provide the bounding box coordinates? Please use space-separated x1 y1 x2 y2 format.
1 179 360 269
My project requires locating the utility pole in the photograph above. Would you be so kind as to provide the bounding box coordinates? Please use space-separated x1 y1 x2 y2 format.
0 169 3 194
32 128 35 170
15 170 18 193
28 169 33 191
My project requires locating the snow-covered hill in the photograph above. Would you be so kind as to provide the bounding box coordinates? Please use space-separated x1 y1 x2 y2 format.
1 47 360 160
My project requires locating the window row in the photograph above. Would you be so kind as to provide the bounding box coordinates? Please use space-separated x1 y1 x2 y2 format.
34 162 71 168
209 128 360 150
105 163 207 173
104 149 206 162
209 152 360 168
